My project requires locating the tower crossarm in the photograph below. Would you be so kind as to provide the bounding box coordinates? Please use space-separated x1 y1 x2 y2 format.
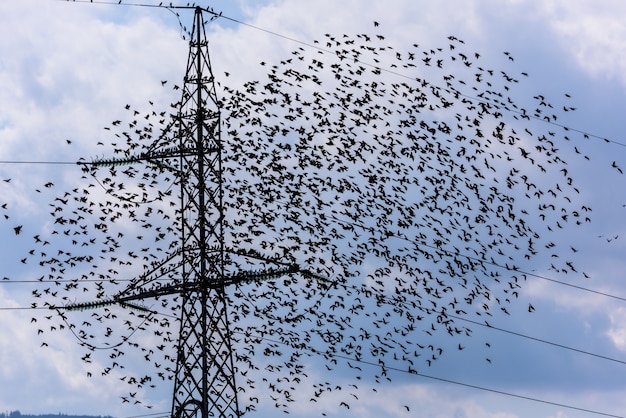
78 146 220 169
116 264 326 302
60 263 330 315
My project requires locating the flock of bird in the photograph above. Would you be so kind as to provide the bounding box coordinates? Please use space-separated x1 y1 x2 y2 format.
0 18 605 415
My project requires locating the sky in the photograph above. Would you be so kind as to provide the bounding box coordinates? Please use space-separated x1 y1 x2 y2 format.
1 0 626 417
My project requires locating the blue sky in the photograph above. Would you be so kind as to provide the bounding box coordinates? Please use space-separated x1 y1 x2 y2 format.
1 1 626 417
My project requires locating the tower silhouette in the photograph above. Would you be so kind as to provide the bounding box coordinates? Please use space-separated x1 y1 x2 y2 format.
98 7 242 417
68 6 324 417
166 7 239 417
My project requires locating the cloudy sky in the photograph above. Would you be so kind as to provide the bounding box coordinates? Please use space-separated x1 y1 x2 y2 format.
1 1 626 417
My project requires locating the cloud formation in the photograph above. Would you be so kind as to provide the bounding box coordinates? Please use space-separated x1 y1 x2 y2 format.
1 1 626 417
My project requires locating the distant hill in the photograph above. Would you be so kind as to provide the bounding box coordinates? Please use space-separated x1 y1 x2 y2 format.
1 411 114 418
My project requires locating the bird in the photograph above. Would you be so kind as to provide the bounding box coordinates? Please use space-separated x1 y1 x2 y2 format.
612 161 623 174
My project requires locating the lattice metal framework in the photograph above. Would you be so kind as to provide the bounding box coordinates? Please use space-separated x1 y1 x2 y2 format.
67 7 326 417
169 7 240 418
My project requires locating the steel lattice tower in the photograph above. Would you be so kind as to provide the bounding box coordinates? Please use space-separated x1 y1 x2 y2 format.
170 7 239 418
81 6 241 417
70 6 325 417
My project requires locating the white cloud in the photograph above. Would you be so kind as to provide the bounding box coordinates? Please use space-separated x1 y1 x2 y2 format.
547 413 570 418
607 306 626 351
536 0 626 87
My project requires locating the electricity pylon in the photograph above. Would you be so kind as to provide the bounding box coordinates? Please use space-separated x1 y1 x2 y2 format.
83 7 241 417
67 6 325 418
165 6 238 417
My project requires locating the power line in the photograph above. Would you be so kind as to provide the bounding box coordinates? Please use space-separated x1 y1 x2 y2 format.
4 201 625 363
2 2 622 173
327 212 626 303
5 212 626 365
450 313 626 366
49 0 626 151
1 270 622 415
4 206 623 305
56 0 188 8
342 281 626 368
412 369 623 418
338 278 626 367
0 278 139 283
209 8 626 150
237 328 625 418
5 277 625 372
0 160 78 165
